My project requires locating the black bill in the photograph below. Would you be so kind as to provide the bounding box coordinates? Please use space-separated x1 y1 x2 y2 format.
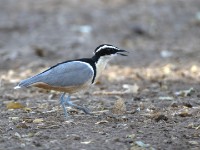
117 49 129 56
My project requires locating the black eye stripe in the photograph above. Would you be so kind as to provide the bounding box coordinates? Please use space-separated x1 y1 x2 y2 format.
95 48 117 56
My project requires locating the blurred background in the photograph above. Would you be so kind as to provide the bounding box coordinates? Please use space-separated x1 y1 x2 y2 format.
1 0 200 71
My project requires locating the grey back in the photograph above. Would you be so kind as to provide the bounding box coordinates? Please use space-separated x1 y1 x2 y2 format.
19 61 94 87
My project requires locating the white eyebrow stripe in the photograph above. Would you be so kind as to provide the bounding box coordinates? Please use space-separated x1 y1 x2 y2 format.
95 45 120 53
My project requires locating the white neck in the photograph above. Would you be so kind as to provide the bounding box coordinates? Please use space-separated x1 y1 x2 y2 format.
94 55 115 82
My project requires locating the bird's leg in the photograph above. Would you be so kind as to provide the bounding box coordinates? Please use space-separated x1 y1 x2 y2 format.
65 95 91 115
59 93 68 117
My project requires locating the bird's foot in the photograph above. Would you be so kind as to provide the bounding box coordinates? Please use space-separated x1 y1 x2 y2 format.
76 106 91 115
60 93 69 118
60 93 92 116
65 100 91 115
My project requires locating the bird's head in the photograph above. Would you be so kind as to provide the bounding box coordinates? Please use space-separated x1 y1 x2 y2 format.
92 44 128 62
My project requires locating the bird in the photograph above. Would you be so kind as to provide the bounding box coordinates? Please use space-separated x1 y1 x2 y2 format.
14 44 128 117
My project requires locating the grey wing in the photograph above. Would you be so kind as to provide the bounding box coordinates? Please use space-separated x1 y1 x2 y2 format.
17 61 94 88
41 61 94 86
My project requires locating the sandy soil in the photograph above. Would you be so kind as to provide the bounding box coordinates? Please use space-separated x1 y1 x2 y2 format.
0 0 200 149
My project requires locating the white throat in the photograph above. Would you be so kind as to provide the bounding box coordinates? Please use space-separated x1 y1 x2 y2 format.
94 55 115 82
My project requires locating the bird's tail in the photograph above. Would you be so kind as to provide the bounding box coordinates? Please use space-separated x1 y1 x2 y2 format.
14 75 41 89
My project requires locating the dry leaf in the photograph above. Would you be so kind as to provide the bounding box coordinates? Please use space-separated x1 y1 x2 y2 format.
23 118 33 123
135 141 150 148
126 134 136 139
188 141 198 145
92 110 109 114
16 122 29 129
33 118 44 124
95 120 108 124
14 132 21 139
158 96 174 101
175 88 195 97
6 101 25 109
112 98 126 114
23 107 32 112
187 123 200 130
123 84 139 94
9 117 20 121
178 109 192 117
81 141 92 144
154 114 168 122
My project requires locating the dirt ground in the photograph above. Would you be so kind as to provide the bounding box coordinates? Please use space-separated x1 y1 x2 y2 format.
0 0 200 149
